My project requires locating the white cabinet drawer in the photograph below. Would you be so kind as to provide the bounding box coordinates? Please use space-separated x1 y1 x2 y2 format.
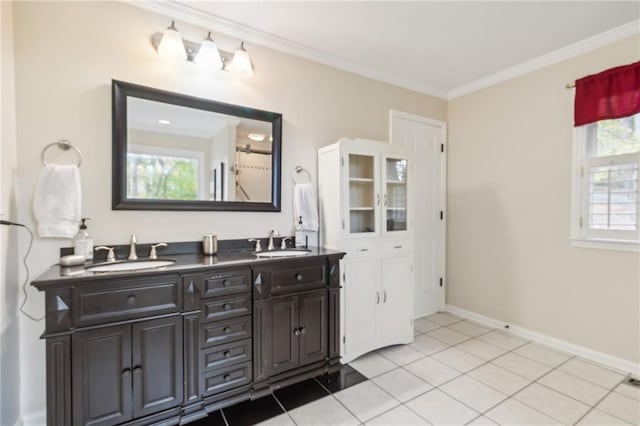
342 241 381 258
382 240 411 256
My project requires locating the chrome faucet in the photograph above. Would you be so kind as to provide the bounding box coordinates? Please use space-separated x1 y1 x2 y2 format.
128 234 138 260
268 229 280 251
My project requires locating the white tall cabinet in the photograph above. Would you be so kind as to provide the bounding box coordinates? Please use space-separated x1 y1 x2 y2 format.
318 138 414 363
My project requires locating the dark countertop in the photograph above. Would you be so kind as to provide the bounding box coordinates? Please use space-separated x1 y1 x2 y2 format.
32 247 345 289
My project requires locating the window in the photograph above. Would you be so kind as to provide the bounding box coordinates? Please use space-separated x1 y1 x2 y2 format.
571 113 640 251
127 144 206 200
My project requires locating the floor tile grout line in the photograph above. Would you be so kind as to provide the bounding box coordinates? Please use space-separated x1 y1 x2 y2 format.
571 374 636 426
271 391 300 425
220 407 230 426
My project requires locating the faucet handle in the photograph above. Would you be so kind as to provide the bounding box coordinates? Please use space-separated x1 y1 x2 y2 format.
95 246 116 262
248 238 262 252
280 237 290 250
149 243 168 259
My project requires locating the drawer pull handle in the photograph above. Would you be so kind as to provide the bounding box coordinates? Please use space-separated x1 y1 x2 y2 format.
223 374 231 382
383 290 387 303
223 303 232 311
223 350 231 358
359 248 368 252
295 274 303 281
394 245 403 249
294 328 301 336
223 327 231 334
133 366 143 375
121 368 131 377
127 295 136 305
222 280 230 287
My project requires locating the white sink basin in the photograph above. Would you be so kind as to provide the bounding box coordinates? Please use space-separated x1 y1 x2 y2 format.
255 250 311 258
86 259 176 272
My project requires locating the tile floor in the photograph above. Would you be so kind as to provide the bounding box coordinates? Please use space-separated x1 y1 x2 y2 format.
192 312 640 425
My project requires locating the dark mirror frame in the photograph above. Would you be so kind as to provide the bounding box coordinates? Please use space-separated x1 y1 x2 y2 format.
112 80 282 212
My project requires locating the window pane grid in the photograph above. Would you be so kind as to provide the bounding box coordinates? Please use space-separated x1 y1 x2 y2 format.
587 162 639 231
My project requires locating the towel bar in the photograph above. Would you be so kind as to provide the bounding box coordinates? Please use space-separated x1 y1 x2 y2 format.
41 139 82 167
292 165 311 184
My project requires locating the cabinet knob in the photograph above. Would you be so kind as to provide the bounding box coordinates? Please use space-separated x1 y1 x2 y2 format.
223 350 231 358
133 366 143 375
121 368 131 377
223 374 231 382
127 295 136 305
223 327 231 334
223 303 231 311
222 279 230 287
295 274 303 281
294 328 301 336
300 327 306 335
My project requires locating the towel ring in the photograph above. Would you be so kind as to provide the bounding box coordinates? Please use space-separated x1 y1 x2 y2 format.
41 140 82 167
293 166 311 184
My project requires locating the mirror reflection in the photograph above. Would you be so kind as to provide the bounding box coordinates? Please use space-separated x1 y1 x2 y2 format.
112 80 282 211
127 98 273 203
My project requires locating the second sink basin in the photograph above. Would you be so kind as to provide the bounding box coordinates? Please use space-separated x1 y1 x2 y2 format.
86 259 176 272
255 249 311 258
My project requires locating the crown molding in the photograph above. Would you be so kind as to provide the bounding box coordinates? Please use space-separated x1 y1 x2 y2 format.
126 0 449 99
447 19 640 99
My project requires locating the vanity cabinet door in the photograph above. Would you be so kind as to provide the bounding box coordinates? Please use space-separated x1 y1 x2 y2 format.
269 296 300 376
298 290 328 366
132 316 183 418
72 324 133 426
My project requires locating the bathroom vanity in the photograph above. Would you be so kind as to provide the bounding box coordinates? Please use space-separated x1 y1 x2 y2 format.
32 245 343 426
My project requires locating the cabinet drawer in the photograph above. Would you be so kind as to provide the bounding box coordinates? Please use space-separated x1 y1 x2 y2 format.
200 338 252 372
381 240 411 256
202 293 251 322
202 269 251 297
254 260 327 298
200 361 252 397
343 241 381 258
201 316 251 348
72 275 180 327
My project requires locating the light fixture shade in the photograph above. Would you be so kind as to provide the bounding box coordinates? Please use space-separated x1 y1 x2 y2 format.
157 21 187 62
226 42 253 77
195 32 223 70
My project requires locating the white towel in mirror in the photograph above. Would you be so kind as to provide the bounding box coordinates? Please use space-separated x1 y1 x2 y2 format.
33 164 81 238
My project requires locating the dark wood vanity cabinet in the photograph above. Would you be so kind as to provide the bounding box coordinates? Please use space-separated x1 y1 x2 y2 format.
34 252 343 426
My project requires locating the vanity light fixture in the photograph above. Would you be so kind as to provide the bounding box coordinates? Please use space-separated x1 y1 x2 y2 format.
152 21 253 77
194 32 223 70
156 21 188 62
226 42 254 77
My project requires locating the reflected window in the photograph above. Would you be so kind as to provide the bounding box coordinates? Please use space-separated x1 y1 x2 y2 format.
127 144 205 200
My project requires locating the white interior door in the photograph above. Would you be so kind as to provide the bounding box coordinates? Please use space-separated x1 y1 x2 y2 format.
390 110 446 317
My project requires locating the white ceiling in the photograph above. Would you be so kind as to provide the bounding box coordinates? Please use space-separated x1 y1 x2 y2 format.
140 1 640 99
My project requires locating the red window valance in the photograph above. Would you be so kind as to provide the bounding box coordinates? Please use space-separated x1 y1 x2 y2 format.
574 60 640 127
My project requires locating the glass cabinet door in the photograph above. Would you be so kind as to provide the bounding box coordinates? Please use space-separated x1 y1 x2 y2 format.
384 157 408 233
348 153 377 234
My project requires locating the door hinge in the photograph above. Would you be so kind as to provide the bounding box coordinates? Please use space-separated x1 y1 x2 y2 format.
341 156 344 167
579 216 583 228
343 335 346 345
439 277 443 287
440 211 444 220
342 220 345 229
343 272 346 282
580 166 584 178
441 143 444 153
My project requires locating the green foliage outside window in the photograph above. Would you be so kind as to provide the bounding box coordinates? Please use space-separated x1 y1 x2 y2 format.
127 153 198 200
595 115 640 156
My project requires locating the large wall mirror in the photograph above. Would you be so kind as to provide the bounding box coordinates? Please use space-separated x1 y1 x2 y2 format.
112 80 282 211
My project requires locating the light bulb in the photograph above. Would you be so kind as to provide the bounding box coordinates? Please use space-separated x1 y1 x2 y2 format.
226 42 253 77
195 32 223 70
157 21 187 62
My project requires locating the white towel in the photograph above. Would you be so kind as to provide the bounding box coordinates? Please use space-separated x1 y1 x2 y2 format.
294 182 319 231
33 164 81 238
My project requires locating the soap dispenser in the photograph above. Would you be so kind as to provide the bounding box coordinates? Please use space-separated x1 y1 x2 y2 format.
74 218 93 261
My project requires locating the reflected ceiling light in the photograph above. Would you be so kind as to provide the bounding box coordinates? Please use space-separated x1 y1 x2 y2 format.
158 119 171 125
194 32 223 70
156 21 187 62
226 42 254 78
248 133 265 141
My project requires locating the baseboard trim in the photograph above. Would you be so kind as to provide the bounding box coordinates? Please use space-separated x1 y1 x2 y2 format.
445 304 640 376
19 409 45 426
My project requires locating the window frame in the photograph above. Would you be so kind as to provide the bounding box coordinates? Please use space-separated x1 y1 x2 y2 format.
570 121 640 252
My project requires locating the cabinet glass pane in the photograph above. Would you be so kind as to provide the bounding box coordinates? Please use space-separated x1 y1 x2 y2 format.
385 158 407 232
349 154 376 233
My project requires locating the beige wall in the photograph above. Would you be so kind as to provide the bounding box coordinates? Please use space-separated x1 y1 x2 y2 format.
1 1 22 424
10 1 446 420
447 35 640 364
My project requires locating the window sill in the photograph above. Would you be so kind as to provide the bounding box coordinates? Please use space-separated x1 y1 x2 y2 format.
569 237 640 252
